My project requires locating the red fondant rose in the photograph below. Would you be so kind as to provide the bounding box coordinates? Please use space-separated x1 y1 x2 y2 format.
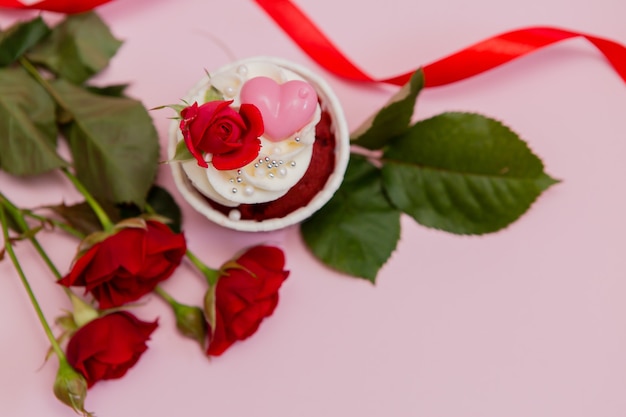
180 101 264 170
207 245 289 356
0 0 113 13
66 312 157 387
59 220 186 309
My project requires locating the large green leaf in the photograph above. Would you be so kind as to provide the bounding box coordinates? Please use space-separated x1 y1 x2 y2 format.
52 79 159 206
27 12 121 84
382 112 558 234
46 200 119 236
118 185 183 233
351 69 424 150
0 67 66 176
301 156 401 282
48 185 183 236
0 16 50 67
144 186 183 233
85 83 129 98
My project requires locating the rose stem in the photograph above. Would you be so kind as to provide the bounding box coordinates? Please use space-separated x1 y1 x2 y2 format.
1 198 92 414
0 193 93 315
185 249 220 286
153 286 191 314
0 192 64 279
22 210 85 239
154 286 175 303
61 168 114 232
0 201 66 360
19 57 72 117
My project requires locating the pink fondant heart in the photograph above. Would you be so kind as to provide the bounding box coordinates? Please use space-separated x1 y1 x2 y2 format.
240 76 318 142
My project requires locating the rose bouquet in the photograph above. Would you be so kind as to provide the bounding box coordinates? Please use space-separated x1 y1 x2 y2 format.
0 8 289 415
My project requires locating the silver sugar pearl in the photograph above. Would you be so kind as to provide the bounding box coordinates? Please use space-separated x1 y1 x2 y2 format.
228 209 241 221
237 65 248 76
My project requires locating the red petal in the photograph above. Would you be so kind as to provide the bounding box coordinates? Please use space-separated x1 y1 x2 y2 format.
13 0 113 14
239 103 265 137
144 221 187 255
190 101 234 142
212 138 261 170
238 245 287 272
206 309 232 356
182 123 208 168
66 312 157 386
57 244 100 287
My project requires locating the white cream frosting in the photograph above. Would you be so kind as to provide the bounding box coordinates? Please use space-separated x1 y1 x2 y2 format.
180 62 321 207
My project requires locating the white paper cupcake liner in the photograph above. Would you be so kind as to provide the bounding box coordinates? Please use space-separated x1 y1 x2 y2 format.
168 57 350 232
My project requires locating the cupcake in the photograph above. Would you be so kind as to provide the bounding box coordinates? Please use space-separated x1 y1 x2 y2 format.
169 57 350 232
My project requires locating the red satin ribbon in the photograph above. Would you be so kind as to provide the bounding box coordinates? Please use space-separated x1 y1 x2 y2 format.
0 0 113 14
2 0 624 87
254 0 626 88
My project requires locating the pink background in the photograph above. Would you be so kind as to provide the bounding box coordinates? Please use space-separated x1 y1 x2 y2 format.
1 0 626 416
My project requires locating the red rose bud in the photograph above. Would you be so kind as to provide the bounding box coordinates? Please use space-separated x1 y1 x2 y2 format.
171 301 207 348
59 219 186 309
66 312 157 388
53 359 91 416
206 245 289 356
180 100 263 170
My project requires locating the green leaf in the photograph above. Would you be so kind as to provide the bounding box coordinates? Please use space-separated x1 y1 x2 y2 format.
51 185 183 235
0 67 67 176
0 200 27 234
47 200 120 236
152 103 186 114
170 139 194 162
27 12 122 84
48 184 183 235
118 185 183 233
0 16 50 67
203 283 217 338
2 210 23 235
382 112 559 235
145 186 182 233
301 156 401 282
204 85 223 102
351 69 424 150
52 79 159 206
84 83 129 97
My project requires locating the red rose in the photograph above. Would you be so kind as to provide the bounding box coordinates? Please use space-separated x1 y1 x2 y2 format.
0 0 113 13
59 220 186 309
206 245 289 356
66 311 157 387
180 101 264 170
